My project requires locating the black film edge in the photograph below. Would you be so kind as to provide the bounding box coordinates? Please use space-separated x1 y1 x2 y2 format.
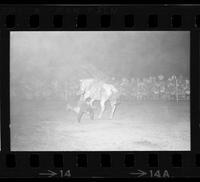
0 4 200 178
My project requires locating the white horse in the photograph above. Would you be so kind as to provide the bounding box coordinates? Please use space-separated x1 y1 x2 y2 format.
78 78 120 119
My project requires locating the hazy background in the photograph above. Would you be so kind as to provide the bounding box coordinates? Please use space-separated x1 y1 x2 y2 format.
10 31 190 151
10 31 190 83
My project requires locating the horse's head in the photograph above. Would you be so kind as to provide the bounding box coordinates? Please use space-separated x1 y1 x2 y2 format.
77 78 94 95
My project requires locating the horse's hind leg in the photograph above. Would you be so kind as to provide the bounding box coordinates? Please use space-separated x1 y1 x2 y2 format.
77 111 84 123
89 99 95 108
98 100 105 119
89 107 94 120
110 101 117 119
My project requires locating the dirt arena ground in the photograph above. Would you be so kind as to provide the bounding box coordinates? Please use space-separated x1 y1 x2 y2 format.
10 99 190 151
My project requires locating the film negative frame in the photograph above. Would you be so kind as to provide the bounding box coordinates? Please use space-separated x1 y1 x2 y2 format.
0 4 200 178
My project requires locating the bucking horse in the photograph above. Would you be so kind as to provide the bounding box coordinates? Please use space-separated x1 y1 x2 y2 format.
77 78 120 119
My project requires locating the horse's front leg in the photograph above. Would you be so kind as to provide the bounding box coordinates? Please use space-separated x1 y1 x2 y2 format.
89 99 95 108
98 100 105 119
110 102 117 119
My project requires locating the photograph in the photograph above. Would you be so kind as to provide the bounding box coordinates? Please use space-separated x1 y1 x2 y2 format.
10 31 190 151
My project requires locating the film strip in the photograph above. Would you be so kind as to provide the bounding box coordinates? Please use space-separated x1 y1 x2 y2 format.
0 4 200 178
